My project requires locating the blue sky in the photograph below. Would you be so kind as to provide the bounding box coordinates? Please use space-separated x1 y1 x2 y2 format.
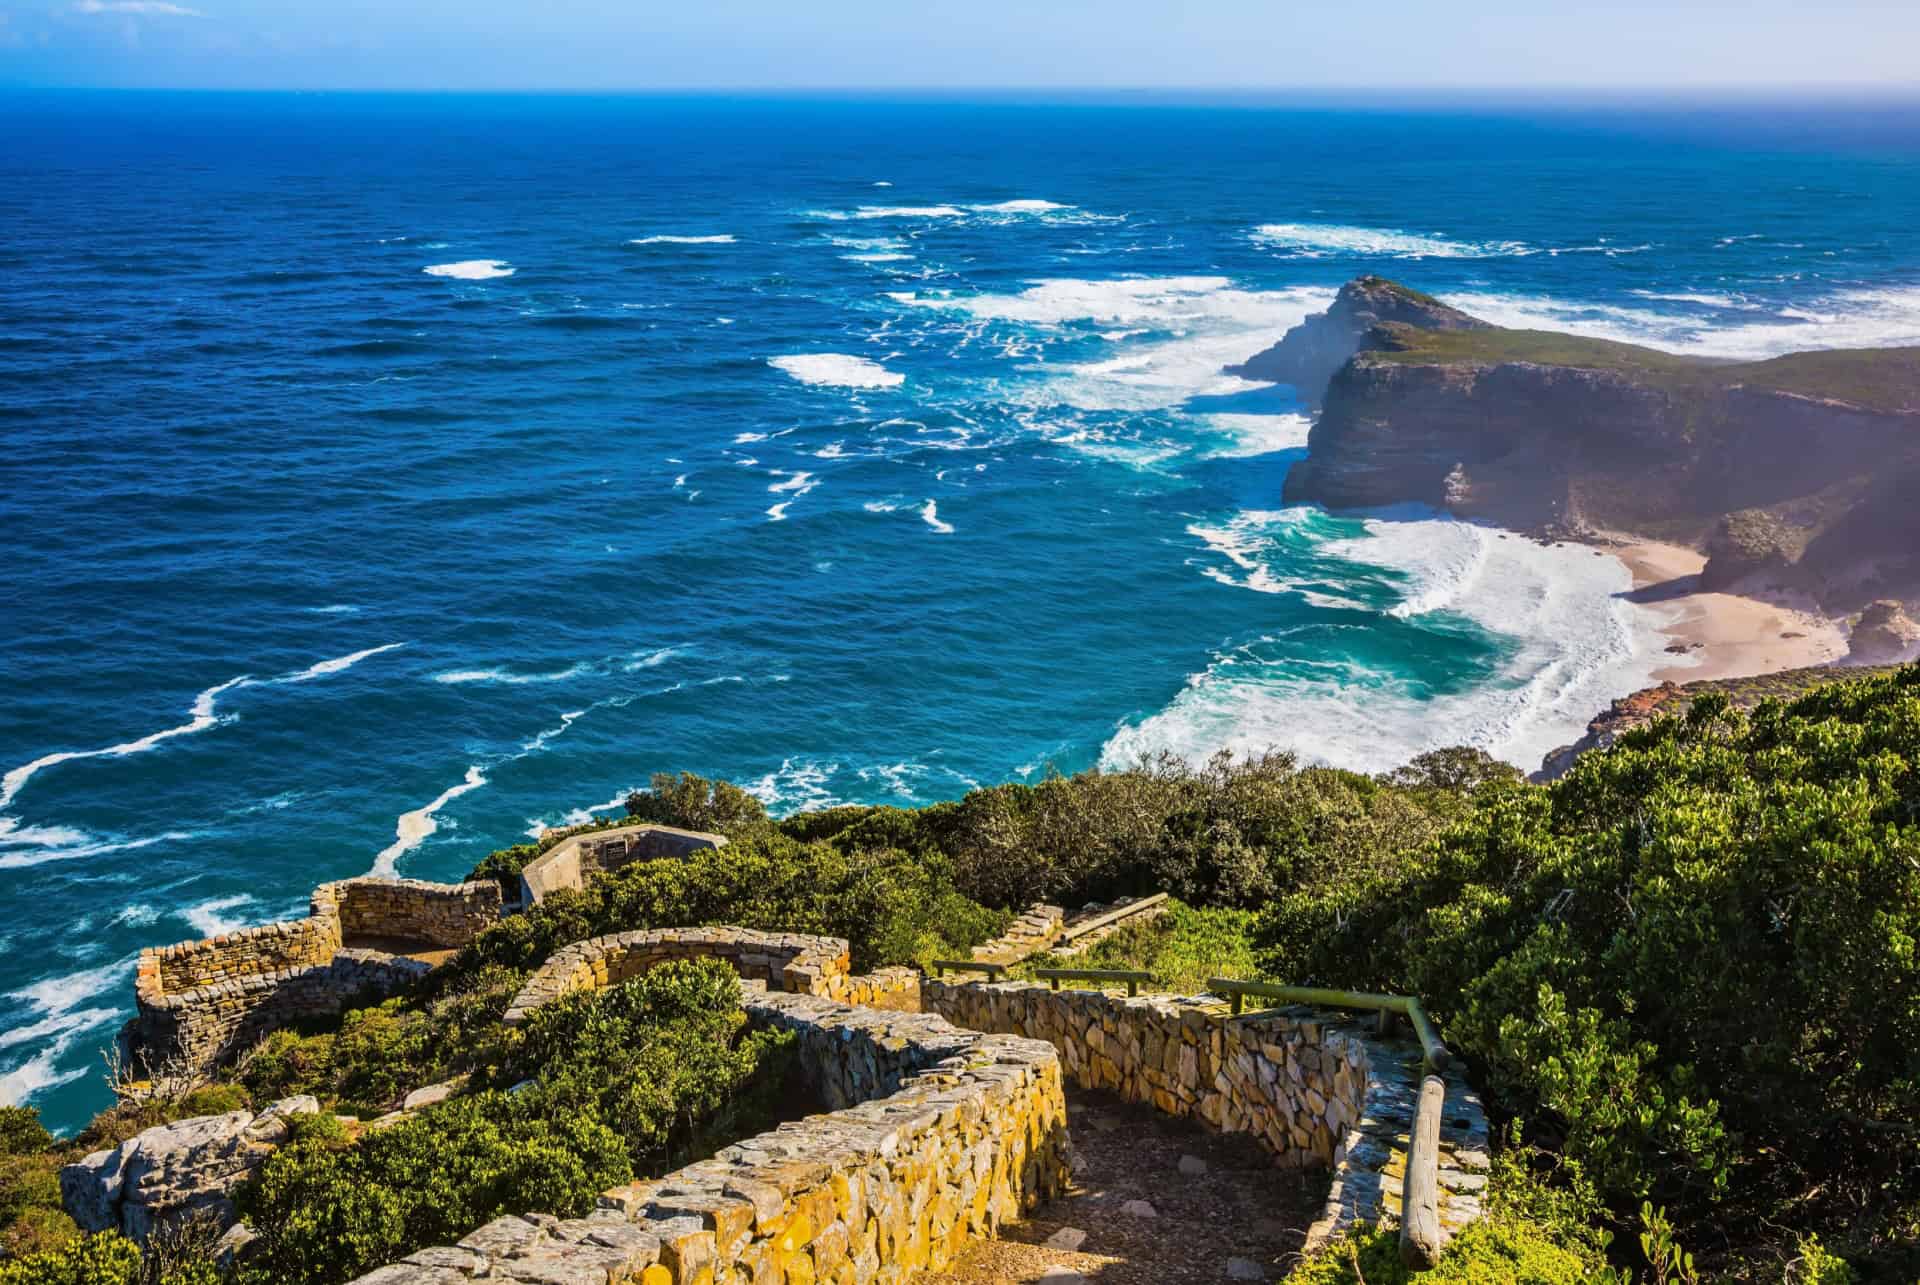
1 0 1916 90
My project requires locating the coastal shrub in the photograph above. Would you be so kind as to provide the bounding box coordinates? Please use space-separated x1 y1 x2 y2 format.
237 959 790 1285
624 771 769 837
458 830 1006 975
1287 1217 1605 1285
1261 670 1920 1247
463 844 535 898
0 1231 141 1285
239 965 522 1113
503 959 797 1173
804 751 1469 911
238 1093 629 1285
1022 899 1262 994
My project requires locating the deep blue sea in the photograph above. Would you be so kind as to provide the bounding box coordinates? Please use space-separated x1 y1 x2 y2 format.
4 91 1919 1131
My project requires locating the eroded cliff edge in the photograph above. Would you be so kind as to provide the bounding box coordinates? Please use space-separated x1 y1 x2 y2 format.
1258 279 1920 613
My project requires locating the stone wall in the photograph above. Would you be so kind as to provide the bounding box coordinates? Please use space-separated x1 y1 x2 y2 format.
349 986 1070 1285
333 877 504 948
921 979 1489 1249
518 823 727 907
133 876 502 1077
503 928 854 1025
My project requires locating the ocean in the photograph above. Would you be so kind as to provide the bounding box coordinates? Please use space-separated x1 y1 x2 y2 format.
4 91 1919 1132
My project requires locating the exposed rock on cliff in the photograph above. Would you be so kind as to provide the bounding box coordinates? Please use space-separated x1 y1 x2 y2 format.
1256 285 1920 609
1226 275 1487 402
1846 600 1920 665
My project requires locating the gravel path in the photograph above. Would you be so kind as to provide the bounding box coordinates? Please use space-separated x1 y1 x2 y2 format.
926 1089 1325 1284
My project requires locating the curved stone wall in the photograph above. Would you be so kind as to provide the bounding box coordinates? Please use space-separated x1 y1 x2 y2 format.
502 927 854 1025
921 978 1490 1252
349 986 1069 1285
132 876 502 1076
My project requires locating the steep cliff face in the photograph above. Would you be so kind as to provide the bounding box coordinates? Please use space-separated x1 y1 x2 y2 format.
1226 275 1487 402
1259 292 1920 608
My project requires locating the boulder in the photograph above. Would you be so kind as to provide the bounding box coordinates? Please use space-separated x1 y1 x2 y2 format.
1847 600 1920 665
60 1096 318 1242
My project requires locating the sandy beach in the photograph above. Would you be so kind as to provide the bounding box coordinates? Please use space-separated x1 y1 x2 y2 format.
1604 537 1849 683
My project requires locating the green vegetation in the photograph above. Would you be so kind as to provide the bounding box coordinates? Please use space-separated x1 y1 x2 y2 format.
1373 321 1920 415
13 670 1920 1280
235 959 791 1285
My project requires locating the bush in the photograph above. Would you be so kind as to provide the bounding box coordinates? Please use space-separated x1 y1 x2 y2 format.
1023 900 1261 994
1289 1217 1605 1285
624 771 769 836
0 1231 140 1285
238 959 792 1285
1262 670 1920 1242
458 831 1006 976
239 1092 627 1285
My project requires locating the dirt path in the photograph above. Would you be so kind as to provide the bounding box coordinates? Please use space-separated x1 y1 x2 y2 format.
926 1089 1325 1285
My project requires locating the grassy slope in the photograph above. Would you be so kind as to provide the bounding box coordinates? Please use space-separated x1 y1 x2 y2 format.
1371 323 1920 414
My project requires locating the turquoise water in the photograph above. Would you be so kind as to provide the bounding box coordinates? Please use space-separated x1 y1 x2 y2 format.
4 92 1920 1131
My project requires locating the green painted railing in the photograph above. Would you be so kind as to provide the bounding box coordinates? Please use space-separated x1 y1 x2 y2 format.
1033 967 1153 997
929 959 1007 979
1205 978 1452 1071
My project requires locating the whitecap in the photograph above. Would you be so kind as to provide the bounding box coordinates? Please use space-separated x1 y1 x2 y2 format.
287 641 407 681
182 894 258 937
109 903 161 928
423 259 515 280
733 431 768 443
970 199 1071 213
623 646 685 671
0 829 194 871
523 789 634 838
769 353 904 389
805 205 965 221
766 502 793 521
745 758 844 814
371 765 487 876
1249 222 1531 259
628 234 736 245
431 663 589 685
768 470 815 494
920 500 955 534
1107 513 1675 775
844 253 913 263
302 604 362 614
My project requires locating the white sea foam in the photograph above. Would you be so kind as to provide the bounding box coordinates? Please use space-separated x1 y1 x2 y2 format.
432 663 589 685
628 234 736 245
624 646 685 671
907 277 1332 412
110 903 160 928
768 470 815 494
371 765 487 876
1198 412 1314 458
733 432 768 443
845 253 913 263
423 259 515 280
1109 513 1675 775
1250 222 1532 259
745 758 844 814
806 205 965 221
970 199 1070 213
303 604 362 614
523 789 634 838
769 353 904 389
1448 284 1920 360
0 643 406 828
182 894 258 937
0 829 193 871
0 955 139 1105
919 500 955 534
767 502 793 521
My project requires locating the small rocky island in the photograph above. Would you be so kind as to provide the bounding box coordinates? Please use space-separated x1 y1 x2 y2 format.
1244 276 1920 616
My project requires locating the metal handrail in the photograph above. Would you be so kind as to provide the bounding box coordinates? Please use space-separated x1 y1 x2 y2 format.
1205 978 1452 1071
1033 967 1153 997
929 959 1007 979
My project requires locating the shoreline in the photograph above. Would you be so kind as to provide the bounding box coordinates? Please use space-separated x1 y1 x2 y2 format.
1597 534 1849 684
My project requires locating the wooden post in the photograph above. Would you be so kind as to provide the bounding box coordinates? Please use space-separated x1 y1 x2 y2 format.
1401 1072 1448 1269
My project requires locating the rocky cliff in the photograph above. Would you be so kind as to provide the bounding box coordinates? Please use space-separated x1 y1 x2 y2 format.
1254 283 1920 611
1226 275 1487 403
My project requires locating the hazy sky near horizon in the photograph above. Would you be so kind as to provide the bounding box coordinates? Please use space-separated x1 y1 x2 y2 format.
1 0 1917 91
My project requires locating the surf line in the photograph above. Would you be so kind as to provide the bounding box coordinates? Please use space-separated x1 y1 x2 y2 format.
0 644 411 839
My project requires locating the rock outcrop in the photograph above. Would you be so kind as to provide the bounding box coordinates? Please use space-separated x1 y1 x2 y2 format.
61 1096 319 1242
1249 282 1920 610
1227 275 1487 403
1846 600 1920 665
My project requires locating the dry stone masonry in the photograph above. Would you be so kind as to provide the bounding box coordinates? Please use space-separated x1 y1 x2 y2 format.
921 978 1489 1251
348 984 1070 1285
132 876 503 1077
